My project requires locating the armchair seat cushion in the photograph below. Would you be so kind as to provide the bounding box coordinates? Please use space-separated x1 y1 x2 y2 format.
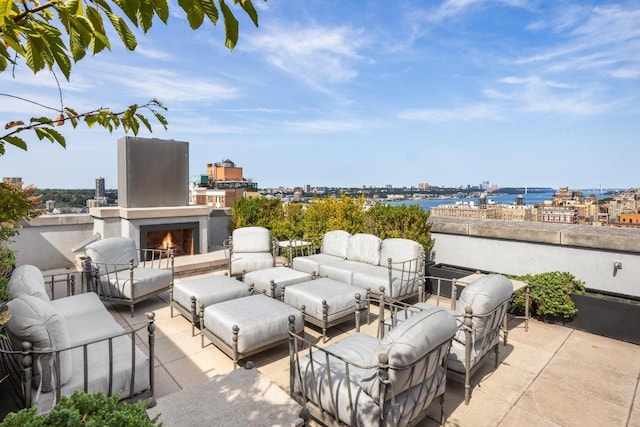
50 292 106 320
98 267 172 299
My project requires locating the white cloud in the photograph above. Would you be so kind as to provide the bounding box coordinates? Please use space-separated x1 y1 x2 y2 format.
398 104 503 122
243 23 369 93
285 119 375 133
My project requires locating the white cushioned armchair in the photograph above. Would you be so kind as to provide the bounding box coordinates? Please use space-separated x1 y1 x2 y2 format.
0 265 155 413
288 305 457 426
226 226 276 279
82 237 174 317
381 274 514 405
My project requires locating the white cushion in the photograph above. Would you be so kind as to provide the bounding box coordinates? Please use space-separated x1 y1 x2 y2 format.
173 275 250 311
380 238 423 269
65 308 125 347
98 267 172 299
50 292 106 320
291 253 343 275
86 237 139 269
232 227 272 253
8 265 49 302
230 252 274 276
361 305 456 403
284 278 362 323
346 234 381 266
243 267 312 298
455 274 513 340
318 260 367 286
6 295 72 391
321 230 351 258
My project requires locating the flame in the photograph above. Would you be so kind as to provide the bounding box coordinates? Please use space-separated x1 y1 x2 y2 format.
161 232 174 250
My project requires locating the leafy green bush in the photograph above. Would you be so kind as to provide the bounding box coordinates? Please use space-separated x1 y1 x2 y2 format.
511 271 586 319
0 392 159 427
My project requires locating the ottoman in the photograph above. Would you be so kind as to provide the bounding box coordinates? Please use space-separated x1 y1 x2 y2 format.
171 275 251 335
200 294 304 366
284 278 366 343
243 266 313 299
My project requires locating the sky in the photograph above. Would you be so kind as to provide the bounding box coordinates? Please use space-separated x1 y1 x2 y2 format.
1 0 639 190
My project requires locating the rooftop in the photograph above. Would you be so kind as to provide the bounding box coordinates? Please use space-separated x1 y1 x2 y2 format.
79 252 640 426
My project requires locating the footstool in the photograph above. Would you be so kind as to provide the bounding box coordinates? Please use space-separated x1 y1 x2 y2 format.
284 278 366 343
200 294 304 366
171 274 252 336
243 266 313 299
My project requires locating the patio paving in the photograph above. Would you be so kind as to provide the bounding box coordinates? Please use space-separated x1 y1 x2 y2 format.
3 255 639 426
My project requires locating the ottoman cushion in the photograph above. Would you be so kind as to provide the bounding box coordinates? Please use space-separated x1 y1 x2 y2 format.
243 267 312 298
284 278 363 323
173 275 249 311
204 295 303 354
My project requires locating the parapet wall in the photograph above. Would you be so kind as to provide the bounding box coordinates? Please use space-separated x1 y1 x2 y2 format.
429 217 640 298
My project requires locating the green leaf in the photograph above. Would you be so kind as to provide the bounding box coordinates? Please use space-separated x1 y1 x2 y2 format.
135 113 152 132
3 136 28 151
152 111 168 129
238 0 258 27
64 108 79 128
0 0 13 26
25 35 46 73
220 0 239 50
151 0 169 23
86 6 111 53
137 0 155 33
105 11 138 50
64 0 82 15
201 0 219 24
112 0 139 26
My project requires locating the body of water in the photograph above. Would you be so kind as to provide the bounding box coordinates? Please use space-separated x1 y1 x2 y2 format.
388 190 612 212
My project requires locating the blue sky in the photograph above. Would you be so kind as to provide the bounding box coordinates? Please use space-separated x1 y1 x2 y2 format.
1 0 639 190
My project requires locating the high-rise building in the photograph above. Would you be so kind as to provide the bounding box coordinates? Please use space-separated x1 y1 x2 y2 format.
95 177 105 199
3 177 23 189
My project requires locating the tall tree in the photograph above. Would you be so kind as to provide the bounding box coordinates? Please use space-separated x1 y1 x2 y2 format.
0 0 261 154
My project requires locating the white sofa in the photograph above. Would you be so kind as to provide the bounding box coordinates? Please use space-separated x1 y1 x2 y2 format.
1 265 154 414
291 230 425 300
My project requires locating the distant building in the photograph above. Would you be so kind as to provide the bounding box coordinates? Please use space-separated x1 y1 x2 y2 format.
3 177 22 189
190 159 259 208
45 200 55 211
95 177 105 199
418 182 431 190
540 206 578 224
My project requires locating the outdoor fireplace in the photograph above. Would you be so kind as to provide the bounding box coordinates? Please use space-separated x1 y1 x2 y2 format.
89 137 212 256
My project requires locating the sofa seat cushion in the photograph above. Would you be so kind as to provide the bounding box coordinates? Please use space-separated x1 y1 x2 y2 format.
6 295 72 392
320 230 351 258
32 334 150 415
98 267 172 299
65 307 125 347
203 295 303 354
318 260 370 286
454 274 513 341
232 227 272 253
380 238 423 270
350 265 422 299
86 237 139 268
291 254 343 275
8 265 49 302
50 292 106 320
346 234 381 266
230 253 274 276
362 306 456 403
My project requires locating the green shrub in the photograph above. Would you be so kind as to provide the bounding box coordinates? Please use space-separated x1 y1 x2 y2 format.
511 271 586 319
0 392 159 427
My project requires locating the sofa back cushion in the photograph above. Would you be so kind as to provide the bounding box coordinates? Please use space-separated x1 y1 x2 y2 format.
380 238 424 269
455 274 513 340
320 230 351 258
232 227 272 253
8 265 49 302
346 234 381 266
86 237 139 268
361 306 456 403
6 295 72 392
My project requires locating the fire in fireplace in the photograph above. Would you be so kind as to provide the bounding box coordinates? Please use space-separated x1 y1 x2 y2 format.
140 222 200 257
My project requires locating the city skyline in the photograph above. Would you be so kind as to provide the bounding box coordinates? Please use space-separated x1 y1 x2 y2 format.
1 0 639 189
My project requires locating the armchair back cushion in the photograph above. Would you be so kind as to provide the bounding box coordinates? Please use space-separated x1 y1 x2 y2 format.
232 227 272 253
85 237 139 269
380 238 424 269
6 295 72 391
346 234 382 266
320 230 351 258
361 305 456 403
454 274 513 341
8 265 49 302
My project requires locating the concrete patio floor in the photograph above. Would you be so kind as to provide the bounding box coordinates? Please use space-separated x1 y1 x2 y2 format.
102 267 640 427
